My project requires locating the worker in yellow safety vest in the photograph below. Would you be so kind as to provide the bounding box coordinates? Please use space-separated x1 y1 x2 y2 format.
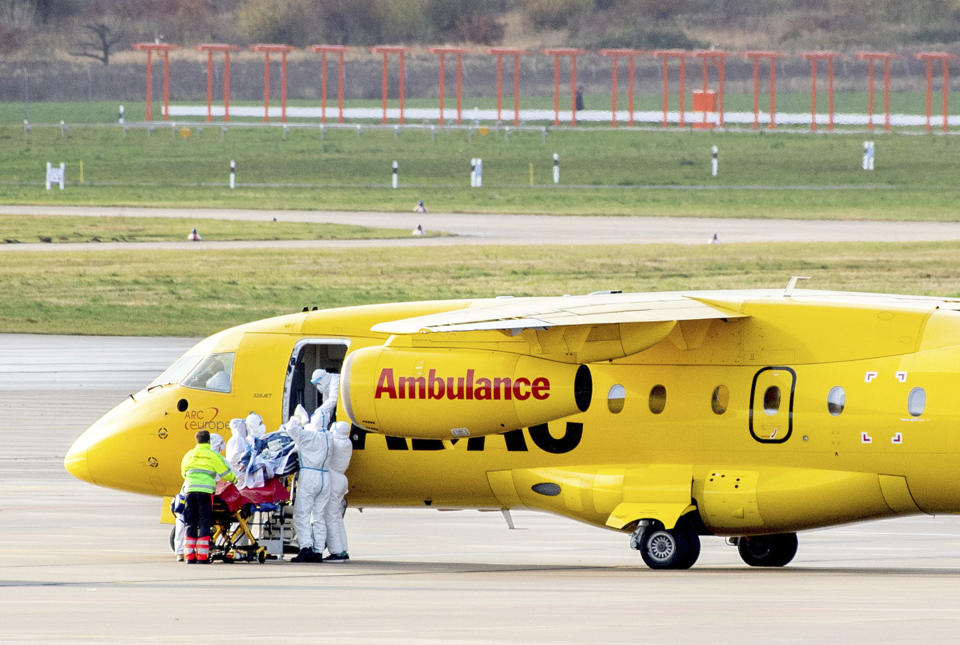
180 430 237 563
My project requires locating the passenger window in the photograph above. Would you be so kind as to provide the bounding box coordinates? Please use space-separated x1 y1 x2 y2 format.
763 386 781 415
607 384 626 414
711 385 729 415
182 353 235 393
827 386 845 416
908 387 926 417
649 385 666 414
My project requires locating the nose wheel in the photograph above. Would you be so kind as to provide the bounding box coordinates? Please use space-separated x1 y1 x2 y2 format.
631 519 701 569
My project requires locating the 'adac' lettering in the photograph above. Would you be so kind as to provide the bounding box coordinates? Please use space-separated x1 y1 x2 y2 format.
357 423 580 454
375 368 550 401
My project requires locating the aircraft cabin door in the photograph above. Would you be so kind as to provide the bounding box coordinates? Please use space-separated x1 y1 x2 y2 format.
749 366 796 443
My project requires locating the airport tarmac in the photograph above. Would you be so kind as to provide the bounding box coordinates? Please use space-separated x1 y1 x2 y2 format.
3 334 960 643
4 204 960 251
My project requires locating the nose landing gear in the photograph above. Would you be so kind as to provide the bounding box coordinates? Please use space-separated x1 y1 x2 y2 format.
631 518 701 569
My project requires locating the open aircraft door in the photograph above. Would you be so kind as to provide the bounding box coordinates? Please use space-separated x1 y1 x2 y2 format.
749 366 796 443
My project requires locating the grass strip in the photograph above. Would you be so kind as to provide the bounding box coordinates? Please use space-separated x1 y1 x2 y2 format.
4 127 960 220
2 241 959 336
0 214 427 244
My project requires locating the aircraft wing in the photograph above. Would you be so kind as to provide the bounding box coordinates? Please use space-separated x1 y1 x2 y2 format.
373 292 745 334
372 292 747 363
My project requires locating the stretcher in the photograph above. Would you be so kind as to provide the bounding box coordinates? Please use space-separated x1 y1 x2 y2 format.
210 477 292 563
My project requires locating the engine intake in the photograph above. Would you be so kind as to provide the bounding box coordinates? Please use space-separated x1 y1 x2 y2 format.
341 346 592 439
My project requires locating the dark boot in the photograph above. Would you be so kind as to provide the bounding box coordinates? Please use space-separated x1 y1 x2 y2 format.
291 548 312 563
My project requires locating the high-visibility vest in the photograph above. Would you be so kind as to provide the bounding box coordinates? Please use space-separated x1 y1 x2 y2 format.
180 443 236 494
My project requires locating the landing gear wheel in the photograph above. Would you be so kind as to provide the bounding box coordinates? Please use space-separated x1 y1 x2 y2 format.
635 520 701 570
169 526 176 553
737 533 798 567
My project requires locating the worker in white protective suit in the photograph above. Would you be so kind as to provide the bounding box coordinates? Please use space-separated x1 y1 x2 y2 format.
310 369 340 431
286 416 331 563
225 418 250 487
322 421 353 561
245 412 267 439
174 433 227 561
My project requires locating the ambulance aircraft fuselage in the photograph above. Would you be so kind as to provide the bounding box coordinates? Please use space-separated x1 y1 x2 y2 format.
64 288 960 569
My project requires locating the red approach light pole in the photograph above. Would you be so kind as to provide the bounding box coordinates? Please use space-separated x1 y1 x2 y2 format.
801 51 841 131
598 49 644 127
744 50 784 130
856 52 900 131
429 47 467 125
691 50 731 128
133 43 179 121
486 48 530 126
915 52 958 132
196 44 239 122
252 44 296 123
371 46 415 124
310 45 353 123
652 50 690 128
542 48 588 126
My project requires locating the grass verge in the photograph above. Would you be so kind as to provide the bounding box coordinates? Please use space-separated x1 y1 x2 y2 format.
4 126 960 220
0 214 427 244
3 240 959 336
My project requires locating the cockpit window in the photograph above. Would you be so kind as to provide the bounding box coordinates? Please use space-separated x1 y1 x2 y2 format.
181 353 235 393
149 353 203 388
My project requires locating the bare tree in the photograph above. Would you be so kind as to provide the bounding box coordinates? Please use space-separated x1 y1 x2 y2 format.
69 23 123 65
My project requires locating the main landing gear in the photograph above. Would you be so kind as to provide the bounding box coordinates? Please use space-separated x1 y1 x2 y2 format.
732 533 798 567
630 518 701 570
630 519 800 569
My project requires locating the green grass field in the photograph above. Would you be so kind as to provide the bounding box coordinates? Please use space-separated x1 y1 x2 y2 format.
2 241 958 336
0 214 428 243
4 122 960 220
3 99 960 337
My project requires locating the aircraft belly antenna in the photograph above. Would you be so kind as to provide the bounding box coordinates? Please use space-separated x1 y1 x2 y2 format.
501 508 516 530
784 276 810 298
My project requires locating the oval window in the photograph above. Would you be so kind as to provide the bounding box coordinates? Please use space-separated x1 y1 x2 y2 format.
908 387 926 417
827 386 845 416
711 385 729 415
607 384 626 414
649 385 666 414
763 386 781 415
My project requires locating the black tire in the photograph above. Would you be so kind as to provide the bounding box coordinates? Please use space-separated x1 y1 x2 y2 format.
169 526 176 553
637 521 700 570
738 533 798 567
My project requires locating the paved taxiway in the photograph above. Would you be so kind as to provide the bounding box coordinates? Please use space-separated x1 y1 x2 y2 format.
3 334 960 643
4 205 960 250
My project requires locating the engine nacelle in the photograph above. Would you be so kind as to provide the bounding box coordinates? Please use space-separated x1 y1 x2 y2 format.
341 346 592 439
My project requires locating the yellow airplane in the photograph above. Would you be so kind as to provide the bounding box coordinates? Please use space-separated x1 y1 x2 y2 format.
64 283 960 569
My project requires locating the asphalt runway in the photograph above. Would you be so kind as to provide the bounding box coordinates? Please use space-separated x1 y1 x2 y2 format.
4 205 960 250
4 334 960 643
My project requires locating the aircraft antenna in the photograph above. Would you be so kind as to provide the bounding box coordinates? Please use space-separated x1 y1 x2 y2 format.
784 276 810 297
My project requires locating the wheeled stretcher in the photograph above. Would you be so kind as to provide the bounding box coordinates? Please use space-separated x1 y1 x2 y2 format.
209 478 292 563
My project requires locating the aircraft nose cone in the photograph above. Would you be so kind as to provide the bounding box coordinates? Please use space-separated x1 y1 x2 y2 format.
64 444 92 484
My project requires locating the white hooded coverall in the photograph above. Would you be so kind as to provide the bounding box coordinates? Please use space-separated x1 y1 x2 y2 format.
310 369 340 432
323 421 353 556
225 418 249 488
287 419 331 553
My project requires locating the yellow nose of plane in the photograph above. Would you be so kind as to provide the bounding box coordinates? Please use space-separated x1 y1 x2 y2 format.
63 394 180 496
64 444 93 484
